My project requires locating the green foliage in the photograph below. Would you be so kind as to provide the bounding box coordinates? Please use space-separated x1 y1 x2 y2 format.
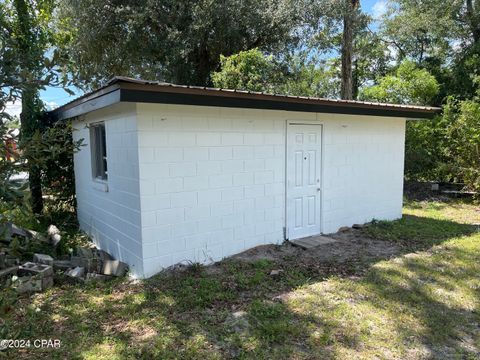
0 125 26 205
0 0 67 96
279 55 339 98
443 95 480 195
211 48 338 97
403 94 480 196
211 49 282 92
404 116 448 181
58 0 308 87
450 43 480 99
359 61 440 105
1 114 82 209
29 116 84 208
1 0 74 214
379 0 456 64
360 61 442 181
378 0 480 100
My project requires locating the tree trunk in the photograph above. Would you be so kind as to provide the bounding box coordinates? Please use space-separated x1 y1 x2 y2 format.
352 58 359 100
15 0 43 214
20 87 43 214
341 0 359 100
466 0 480 46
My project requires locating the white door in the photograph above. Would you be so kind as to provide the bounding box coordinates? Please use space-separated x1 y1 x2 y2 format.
286 124 322 240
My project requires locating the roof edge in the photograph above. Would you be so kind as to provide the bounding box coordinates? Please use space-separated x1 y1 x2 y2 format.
51 76 442 120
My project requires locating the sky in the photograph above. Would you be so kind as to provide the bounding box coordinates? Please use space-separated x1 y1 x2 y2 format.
5 0 387 117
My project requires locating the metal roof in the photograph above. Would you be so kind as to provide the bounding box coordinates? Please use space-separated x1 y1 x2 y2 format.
52 76 441 120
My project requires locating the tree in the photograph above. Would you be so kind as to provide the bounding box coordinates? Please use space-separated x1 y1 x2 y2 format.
443 91 480 195
379 0 480 98
360 61 442 181
280 55 339 98
58 0 308 89
341 0 360 99
465 0 480 46
11 0 48 213
308 0 372 99
211 48 338 97
359 60 439 105
1 0 68 213
379 0 456 64
211 49 282 92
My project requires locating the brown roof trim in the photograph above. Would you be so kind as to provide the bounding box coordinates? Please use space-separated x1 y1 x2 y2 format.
51 76 441 120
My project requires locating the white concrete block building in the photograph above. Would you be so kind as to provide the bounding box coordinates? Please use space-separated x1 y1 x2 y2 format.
52 77 439 278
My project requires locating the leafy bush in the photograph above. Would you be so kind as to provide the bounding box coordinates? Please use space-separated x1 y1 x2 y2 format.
211 48 338 97
28 113 84 209
212 49 282 92
443 95 480 195
359 61 440 105
0 120 28 215
404 95 480 197
404 115 451 182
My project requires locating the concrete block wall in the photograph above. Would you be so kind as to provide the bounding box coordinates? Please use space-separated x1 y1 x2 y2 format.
136 104 311 277
320 114 406 233
72 102 406 278
72 103 144 277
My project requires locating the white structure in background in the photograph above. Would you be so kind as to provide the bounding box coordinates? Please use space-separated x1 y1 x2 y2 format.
51 77 439 278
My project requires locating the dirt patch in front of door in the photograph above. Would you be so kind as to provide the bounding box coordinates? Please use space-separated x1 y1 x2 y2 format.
226 227 400 273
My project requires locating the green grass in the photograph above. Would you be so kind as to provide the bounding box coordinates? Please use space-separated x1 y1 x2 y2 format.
2 199 480 359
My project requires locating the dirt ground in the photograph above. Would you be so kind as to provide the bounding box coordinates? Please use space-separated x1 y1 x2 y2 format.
220 227 401 274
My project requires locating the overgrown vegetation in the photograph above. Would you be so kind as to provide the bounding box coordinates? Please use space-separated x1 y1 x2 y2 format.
2 0 480 216
0 2 479 355
1 199 479 359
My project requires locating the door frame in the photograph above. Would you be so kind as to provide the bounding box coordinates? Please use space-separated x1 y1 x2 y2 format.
285 121 325 240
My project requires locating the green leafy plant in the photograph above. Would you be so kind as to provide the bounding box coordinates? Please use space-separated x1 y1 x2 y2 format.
359 60 439 105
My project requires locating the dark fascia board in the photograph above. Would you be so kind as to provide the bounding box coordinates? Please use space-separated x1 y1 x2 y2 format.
52 80 441 121
121 89 436 119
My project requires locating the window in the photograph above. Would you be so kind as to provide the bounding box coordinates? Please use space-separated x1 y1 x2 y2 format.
90 122 108 180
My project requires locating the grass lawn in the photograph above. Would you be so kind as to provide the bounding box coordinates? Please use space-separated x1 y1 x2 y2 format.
2 199 480 359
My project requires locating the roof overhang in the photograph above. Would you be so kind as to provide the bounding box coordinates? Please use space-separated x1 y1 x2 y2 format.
51 77 442 121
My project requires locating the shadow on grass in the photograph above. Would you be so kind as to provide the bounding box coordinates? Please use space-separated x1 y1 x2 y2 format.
6 214 480 359
365 214 477 250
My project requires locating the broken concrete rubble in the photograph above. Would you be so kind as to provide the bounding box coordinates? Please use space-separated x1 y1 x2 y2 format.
4 254 19 267
71 247 115 274
19 262 54 291
47 225 61 246
54 247 127 279
269 269 284 276
26 229 48 243
102 260 128 277
65 266 85 279
1 239 125 296
13 276 43 293
0 222 28 242
53 259 75 270
19 262 54 279
1 221 51 246
0 266 19 279
33 253 54 266
42 275 54 289
12 262 54 293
